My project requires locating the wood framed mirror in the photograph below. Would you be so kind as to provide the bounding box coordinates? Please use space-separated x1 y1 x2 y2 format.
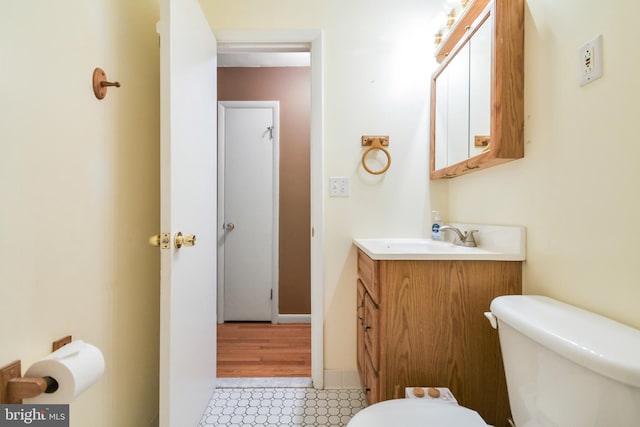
430 0 524 179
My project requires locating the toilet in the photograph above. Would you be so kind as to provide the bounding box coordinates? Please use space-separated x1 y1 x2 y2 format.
348 295 640 426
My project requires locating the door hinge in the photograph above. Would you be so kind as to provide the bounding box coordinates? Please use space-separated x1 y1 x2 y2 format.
270 289 273 300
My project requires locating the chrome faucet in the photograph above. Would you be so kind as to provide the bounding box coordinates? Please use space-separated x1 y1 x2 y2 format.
439 226 479 247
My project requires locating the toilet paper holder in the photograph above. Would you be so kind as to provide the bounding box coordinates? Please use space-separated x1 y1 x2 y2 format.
0 360 59 404
0 335 71 404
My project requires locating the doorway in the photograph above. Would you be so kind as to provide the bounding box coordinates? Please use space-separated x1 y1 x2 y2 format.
215 44 315 380
213 30 323 387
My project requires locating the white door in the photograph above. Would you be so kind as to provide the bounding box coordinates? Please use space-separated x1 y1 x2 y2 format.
218 101 279 322
158 0 217 425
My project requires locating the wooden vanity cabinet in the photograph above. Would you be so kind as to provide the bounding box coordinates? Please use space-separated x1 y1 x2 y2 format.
356 249 521 427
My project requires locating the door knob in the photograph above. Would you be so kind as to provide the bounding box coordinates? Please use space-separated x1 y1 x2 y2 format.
174 232 196 249
223 223 235 231
149 235 160 246
149 233 171 249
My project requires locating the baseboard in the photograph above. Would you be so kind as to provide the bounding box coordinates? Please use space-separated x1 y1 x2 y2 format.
216 377 313 388
276 314 311 323
323 369 361 389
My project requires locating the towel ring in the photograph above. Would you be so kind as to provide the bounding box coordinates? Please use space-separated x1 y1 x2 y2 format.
361 136 391 175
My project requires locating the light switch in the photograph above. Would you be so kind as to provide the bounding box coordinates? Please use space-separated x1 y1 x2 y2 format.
329 176 350 197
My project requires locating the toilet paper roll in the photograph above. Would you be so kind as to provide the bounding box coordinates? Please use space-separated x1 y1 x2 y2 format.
22 340 105 404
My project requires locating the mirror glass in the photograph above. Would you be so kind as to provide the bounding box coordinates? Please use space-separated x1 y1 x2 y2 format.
433 13 492 170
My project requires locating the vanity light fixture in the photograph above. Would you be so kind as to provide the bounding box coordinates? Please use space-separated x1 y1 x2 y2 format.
446 10 457 28
434 0 472 47
435 32 443 46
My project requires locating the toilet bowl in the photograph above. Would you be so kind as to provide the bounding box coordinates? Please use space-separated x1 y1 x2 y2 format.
348 398 488 427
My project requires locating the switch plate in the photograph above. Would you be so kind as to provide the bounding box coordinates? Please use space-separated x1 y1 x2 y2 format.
329 176 350 197
579 34 603 86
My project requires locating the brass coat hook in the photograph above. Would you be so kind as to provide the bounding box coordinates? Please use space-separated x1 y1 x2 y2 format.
92 67 121 100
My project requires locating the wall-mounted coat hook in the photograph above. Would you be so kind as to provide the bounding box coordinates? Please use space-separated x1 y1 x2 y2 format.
92 67 121 100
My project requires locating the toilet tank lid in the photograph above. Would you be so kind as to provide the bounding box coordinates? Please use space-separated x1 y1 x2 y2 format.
491 295 640 388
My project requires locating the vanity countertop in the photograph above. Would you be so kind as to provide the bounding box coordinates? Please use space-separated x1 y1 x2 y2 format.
353 224 526 261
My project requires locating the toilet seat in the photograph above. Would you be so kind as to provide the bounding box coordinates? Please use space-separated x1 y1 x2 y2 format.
348 399 488 427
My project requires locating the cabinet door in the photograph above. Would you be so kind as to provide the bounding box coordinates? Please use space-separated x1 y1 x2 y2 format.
381 259 520 426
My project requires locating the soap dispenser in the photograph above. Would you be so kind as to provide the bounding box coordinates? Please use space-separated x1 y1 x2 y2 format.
432 211 443 241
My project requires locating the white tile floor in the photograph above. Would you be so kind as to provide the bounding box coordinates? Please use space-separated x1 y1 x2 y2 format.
199 385 367 427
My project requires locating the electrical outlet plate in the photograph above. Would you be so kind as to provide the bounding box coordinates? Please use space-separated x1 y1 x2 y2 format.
579 34 603 86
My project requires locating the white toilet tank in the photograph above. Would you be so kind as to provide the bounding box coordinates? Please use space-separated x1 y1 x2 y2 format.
489 295 640 427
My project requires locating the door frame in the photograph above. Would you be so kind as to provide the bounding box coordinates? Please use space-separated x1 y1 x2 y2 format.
214 29 324 388
217 100 280 323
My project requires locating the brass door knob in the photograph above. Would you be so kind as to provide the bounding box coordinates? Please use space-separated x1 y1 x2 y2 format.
174 232 196 249
149 234 161 246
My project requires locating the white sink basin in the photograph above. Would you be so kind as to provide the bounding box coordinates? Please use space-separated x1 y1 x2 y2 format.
353 224 526 261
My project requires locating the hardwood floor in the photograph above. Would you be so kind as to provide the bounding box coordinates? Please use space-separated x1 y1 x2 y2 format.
217 322 311 378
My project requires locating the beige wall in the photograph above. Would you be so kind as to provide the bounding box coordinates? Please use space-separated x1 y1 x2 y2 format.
444 0 640 329
218 67 311 315
0 0 160 426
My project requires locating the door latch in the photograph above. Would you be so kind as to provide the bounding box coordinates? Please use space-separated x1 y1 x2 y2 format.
148 233 171 249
